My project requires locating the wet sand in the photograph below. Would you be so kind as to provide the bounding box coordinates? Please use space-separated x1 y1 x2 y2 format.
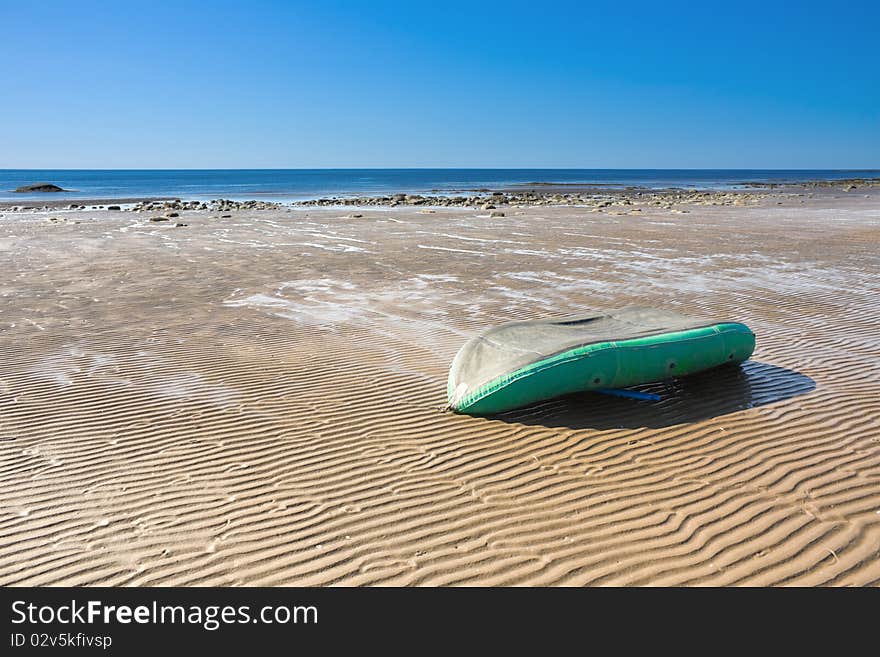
1 191 879 585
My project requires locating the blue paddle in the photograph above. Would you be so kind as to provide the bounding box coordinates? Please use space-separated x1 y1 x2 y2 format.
595 388 661 402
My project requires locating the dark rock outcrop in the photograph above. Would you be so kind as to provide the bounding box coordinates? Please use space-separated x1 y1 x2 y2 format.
13 183 68 193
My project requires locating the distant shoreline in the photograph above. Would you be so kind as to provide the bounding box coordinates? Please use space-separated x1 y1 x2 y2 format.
2 178 878 212
2 170 879 206
0 197 177 210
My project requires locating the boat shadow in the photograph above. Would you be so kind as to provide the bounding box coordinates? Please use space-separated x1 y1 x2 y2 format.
491 360 816 430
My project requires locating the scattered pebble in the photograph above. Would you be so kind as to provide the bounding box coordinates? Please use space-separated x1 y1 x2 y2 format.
295 188 782 210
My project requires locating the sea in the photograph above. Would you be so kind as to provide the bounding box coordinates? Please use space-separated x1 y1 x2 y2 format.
1 169 877 203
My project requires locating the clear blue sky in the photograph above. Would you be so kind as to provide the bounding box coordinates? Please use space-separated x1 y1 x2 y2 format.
1 0 877 168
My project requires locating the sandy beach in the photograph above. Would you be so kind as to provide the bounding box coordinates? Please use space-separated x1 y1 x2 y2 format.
1 187 878 586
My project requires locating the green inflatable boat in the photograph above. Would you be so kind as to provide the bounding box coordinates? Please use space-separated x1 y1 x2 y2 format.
447 307 755 415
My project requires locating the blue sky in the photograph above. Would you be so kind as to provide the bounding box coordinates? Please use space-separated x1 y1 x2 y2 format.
1 0 877 168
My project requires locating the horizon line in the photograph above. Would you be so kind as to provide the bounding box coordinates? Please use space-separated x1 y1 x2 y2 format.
2 167 879 172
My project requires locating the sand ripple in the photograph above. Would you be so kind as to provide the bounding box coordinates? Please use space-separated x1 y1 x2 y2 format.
1 199 879 585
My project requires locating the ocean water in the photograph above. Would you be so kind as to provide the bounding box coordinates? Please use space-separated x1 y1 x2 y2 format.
1 169 877 203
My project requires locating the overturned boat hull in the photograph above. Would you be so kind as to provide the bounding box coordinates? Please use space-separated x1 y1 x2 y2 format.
447 308 756 415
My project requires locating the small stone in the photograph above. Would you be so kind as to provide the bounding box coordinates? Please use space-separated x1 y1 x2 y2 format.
489 210 505 217
149 216 169 222
107 205 121 211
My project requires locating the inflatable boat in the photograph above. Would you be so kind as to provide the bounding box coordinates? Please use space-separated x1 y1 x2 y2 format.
447 307 755 415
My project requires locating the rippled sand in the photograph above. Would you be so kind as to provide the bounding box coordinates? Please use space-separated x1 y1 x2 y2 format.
1 192 878 586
